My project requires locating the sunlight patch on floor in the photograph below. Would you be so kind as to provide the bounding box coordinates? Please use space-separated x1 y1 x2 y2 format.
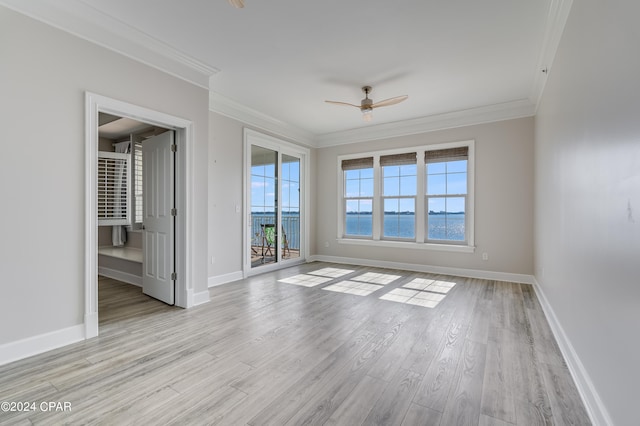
278 274 334 287
379 278 456 308
350 272 402 285
307 267 355 278
402 278 456 293
322 280 384 296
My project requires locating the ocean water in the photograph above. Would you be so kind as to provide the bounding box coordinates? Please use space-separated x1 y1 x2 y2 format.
346 214 465 241
250 212 466 247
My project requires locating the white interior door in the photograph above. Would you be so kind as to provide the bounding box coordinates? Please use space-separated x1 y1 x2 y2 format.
142 131 175 305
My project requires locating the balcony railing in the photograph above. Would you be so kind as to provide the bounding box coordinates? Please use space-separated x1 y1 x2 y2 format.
251 214 300 250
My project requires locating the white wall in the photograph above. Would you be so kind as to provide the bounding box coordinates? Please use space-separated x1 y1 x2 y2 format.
208 113 244 278
534 1 640 425
315 117 534 277
0 7 209 345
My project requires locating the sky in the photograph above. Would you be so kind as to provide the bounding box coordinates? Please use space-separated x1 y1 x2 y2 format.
249 159 467 214
344 161 468 214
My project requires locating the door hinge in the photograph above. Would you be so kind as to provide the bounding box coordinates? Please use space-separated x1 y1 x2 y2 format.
171 208 177 216
171 144 177 152
171 272 177 281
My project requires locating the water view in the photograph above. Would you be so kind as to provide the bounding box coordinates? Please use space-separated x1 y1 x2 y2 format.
251 212 300 249
346 213 465 241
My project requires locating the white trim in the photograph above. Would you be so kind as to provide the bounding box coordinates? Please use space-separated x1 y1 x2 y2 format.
309 255 534 285
211 96 536 149
86 92 196 339
210 92 315 147
98 267 142 287
336 238 475 253
84 313 98 340
244 258 307 278
337 140 475 251
532 278 613 426
0 325 85 367
530 0 574 108
208 271 244 287
0 0 218 90
316 99 535 148
192 290 211 306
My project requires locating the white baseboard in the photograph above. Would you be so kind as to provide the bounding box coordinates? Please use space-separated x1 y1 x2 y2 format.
308 255 535 284
208 270 244 288
0 324 85 367
84 312 98 339
532 278 613 426
98 266 142 287
192 290 210 306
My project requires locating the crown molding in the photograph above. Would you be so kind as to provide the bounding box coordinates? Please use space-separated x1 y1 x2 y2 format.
314 99 536 148
0 0 219 90
2 0 564 147
210 93 536 148
209 91 317 147
530 0 574 108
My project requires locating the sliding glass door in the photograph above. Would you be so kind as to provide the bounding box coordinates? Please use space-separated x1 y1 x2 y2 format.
281 154 300 262
250 145 278 267
245 131 306 272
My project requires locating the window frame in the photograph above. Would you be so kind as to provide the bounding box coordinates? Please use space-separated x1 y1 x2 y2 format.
380 154 418 241
342 158 374 239
336 140 475 253
425 146 470 245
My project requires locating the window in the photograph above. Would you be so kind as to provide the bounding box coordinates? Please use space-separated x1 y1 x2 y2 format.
338 141 474 252
342 157 374 237
381 153 416 239
426 147 468 243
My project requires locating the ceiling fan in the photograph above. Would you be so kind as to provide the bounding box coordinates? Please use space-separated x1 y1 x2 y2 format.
325 86 408 122
228 0 244 8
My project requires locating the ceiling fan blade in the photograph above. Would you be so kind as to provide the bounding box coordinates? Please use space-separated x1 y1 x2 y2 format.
325 100 361 108
228 0 244 8
371 95 408 109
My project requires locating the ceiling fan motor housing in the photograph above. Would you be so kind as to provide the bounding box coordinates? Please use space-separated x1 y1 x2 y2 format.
361 86 373 112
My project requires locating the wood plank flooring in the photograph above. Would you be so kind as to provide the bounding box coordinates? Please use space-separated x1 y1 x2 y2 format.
0 263 591 425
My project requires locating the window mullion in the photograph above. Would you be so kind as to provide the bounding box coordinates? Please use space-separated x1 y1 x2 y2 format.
416 152 425 243
372 156 381 240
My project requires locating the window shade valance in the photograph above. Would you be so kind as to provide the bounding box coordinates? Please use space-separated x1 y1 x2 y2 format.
380 152 417 167
425 147 468 163
341 157 374 170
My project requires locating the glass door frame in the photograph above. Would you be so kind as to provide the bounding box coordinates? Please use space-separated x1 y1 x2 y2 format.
243 129 309 276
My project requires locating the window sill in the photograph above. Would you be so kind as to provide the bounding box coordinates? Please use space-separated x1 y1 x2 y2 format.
336 238 475 253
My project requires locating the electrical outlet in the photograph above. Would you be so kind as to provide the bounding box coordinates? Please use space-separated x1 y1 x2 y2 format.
482 252 489 261
211 256 215 264
324 241 329 248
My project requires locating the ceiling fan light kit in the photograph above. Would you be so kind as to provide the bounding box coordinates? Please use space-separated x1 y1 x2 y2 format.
325 86 408 122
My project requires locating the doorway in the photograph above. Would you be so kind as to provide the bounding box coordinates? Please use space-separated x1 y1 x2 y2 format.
243 129 309 276
96 113 176 308
85 92 195 339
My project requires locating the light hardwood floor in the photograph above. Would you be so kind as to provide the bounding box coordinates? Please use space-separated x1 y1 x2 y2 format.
0 263 591 425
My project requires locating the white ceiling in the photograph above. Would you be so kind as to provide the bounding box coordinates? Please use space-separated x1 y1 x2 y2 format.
2 0 571 145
